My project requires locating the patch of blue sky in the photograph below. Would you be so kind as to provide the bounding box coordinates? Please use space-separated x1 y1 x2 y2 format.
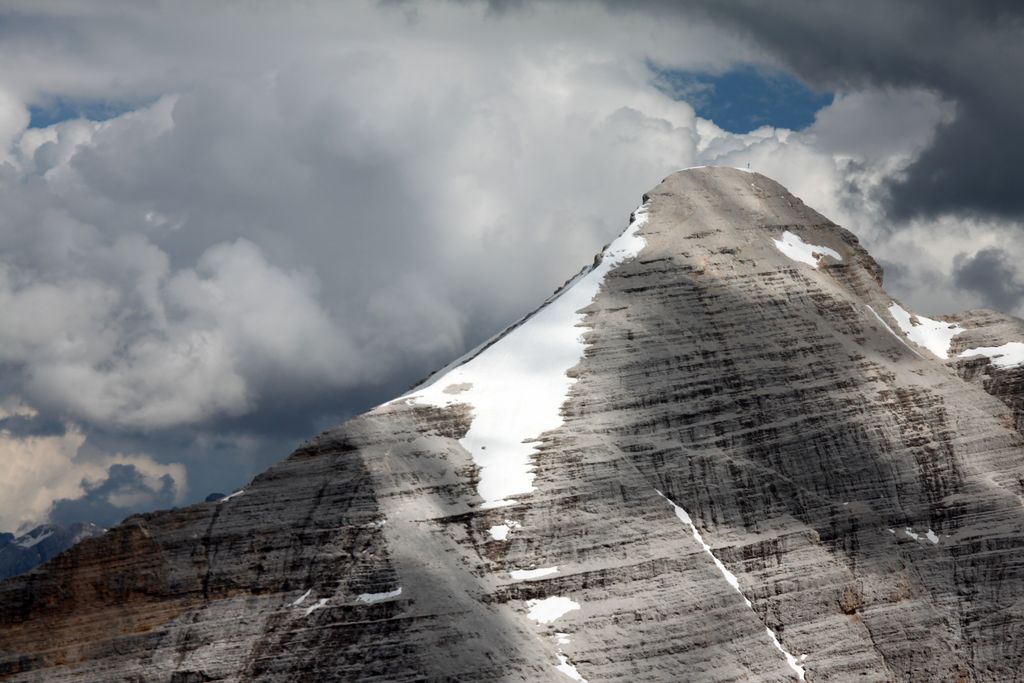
28 97 141 129
653 64 833 134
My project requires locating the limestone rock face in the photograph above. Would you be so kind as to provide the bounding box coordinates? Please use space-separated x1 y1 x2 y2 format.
3 167 1024 682
948 310 1024 437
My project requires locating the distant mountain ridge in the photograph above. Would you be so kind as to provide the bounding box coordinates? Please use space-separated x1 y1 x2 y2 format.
0 523 105 581
2 167 1024 681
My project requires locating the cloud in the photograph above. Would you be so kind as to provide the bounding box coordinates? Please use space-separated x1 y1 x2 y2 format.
0 400 186 532
953 248 1024 314
865 215 1024 319
0 3 745 437
0 0 759 530
0 0 1016 532
22 235 363 429
656 0 1024 220
0 88 29 159
46 462 180 529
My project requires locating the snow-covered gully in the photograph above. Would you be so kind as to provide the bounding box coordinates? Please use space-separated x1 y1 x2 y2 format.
656 490 807 680
397 203 649 508
392 203 650 679
865 305 924 358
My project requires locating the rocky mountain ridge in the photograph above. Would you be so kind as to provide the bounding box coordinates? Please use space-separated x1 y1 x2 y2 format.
0 524 104 582
2 167 1024 681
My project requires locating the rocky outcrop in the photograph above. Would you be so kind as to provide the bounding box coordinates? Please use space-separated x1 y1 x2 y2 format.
3 167 1024 682
947 309 1024 437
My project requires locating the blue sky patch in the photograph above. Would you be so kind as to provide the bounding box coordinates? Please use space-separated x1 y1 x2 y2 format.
28 98 140 129
654 65 833 134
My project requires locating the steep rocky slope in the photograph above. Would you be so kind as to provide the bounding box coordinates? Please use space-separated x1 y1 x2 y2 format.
3 167 1024 682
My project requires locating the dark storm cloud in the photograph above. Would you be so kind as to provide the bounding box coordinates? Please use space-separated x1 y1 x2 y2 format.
47 463 179 528
0 412 65 439
655 0 1024 220
953 248 1024 313
472 0 1024 219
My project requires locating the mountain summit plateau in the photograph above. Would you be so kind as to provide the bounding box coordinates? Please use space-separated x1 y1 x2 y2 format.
3 167 1024 682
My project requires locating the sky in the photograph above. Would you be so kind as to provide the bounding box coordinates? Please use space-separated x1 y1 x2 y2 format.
0 0 1021 534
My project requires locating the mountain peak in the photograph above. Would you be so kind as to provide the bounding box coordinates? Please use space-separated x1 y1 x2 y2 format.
651 166 884 285
3 170 1024 681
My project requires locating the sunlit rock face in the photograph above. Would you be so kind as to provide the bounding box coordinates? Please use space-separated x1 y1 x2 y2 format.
4 167 1024 682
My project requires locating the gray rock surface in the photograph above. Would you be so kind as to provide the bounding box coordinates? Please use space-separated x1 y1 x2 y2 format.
948 309 1024 437
3 167 1024 681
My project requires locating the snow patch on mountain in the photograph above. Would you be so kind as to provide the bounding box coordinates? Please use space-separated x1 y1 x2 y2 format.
960 341 1024 368
16 528 54 549
526 596 580 624
765 628 807 681
888 303 964 359
901 527 940 545
489 519 520 541
773 231 841 269
356 587 403 604
556 653 587 681
303 598 328 616
395 204 648 508
511 566 558 580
